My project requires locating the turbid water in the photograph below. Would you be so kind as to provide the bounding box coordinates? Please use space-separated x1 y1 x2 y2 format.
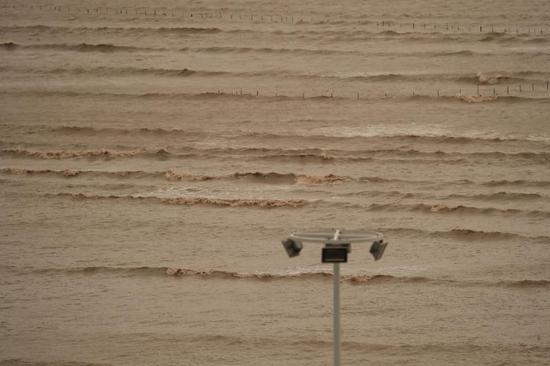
1 0 550 365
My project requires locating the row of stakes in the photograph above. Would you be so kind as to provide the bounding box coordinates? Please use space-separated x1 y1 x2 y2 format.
378 21 545 35
4 5 300 24
214 83 550 99
4 4 548 34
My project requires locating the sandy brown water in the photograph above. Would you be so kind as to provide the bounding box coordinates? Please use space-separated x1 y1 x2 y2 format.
1 0 550 365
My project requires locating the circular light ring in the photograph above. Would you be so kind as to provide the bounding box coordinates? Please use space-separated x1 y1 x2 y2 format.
290 229 383 243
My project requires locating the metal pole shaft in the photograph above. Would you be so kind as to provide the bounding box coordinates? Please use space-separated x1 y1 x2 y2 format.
333 262 341 366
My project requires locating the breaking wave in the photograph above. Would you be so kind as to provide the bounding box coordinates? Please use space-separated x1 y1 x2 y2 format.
3 65 212 78
432 49 475 57
5 42 549 60
0 147 154 159
340 189 549 202
41 125 210 137
1 41 158 53
2 24 548 45
0 146 343 162
3 168 550 189
365 203 550 218
11 124 550 148
4 63 550 87
382 227 550 243
0 359 110 366
0 168 349 185
32 266 332 279
342 70 550 85
471 71 550 85
39 191 550 217
167 171 348 184
45 192 308 208
180 45 358 55
408 94 549 104
2 89 548 105
0 24 222 34
449 192 543 201
2 146 549 165
22 266 550 288
230 172 348 184
1 42 18 50
502 280 550 288
480 33 548 44
482 179 550 188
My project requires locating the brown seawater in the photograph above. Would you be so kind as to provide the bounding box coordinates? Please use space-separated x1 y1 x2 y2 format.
1 0 550 365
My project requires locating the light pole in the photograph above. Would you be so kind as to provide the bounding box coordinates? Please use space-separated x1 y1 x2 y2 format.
282 229 388 366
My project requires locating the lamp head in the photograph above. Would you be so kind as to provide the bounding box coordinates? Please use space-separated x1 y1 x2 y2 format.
281 238 303 258
369 240 388 261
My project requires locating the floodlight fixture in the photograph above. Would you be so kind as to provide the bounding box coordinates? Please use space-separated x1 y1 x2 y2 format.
281 238 303 258
370 239 388 261
281 229 387 366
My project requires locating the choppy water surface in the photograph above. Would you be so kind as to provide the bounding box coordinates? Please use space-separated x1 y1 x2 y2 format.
1 0 550 365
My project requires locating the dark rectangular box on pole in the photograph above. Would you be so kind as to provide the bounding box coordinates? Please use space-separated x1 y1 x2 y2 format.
322 247 348 263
